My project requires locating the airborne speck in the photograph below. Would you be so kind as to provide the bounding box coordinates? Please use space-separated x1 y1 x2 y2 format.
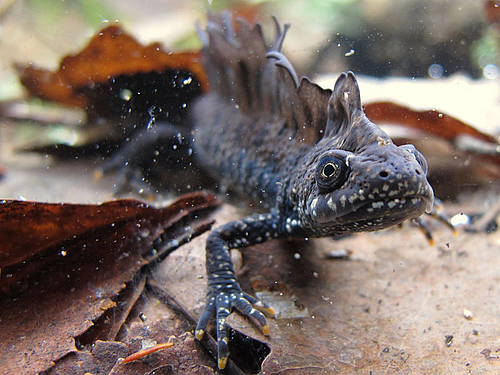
119 88 132 101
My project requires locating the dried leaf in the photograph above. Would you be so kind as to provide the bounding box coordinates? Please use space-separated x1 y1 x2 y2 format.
17 25 208 108
364 101 497 144
0 193 214 271
0 192 217 375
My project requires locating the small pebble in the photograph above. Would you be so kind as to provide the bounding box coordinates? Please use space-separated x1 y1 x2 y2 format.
463 308 473 320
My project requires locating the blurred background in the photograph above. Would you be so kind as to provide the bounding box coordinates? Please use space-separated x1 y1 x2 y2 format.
1 0 500 202
0 0 497 99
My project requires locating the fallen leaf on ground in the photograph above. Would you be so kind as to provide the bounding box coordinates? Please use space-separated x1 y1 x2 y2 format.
17 25 207 108
0 192 217 375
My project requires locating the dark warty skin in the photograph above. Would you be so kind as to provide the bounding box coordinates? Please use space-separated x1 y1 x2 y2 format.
191 13 434 369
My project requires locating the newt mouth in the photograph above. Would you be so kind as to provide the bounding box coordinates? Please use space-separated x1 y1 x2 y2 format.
314 194 434 227
353 195 432 216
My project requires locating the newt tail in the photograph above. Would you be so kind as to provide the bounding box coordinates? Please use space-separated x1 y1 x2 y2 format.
191 13 434 369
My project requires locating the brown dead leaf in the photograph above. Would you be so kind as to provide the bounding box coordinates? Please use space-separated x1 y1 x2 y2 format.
364 101 497 144
0 193 215 271
17 25 208 108
0 192 217 375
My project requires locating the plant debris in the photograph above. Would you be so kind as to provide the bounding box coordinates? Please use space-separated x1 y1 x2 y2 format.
0 192 217 374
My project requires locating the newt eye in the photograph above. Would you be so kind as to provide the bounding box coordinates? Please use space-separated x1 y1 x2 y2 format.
315 156 347 193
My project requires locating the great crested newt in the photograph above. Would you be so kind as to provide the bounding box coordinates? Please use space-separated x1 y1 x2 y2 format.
191 13 434 369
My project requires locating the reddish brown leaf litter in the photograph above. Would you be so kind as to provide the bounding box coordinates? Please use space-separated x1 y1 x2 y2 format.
364 101 497 144
17 25 208 108
0 192 217 375
0 192 216 273
0 199 160 270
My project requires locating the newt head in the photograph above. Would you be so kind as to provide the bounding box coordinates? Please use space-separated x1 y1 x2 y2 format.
295 72 434 235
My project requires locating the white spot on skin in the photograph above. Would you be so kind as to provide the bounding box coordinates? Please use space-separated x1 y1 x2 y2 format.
340 195 346 207
327 196 336 211
310 198 319 210
382 184 389 192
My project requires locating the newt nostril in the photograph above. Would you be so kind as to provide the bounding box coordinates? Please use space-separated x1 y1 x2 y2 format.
415 169 422 175
379 170 389 179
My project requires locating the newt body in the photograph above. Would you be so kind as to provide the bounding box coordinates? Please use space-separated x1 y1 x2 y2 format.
191 14 434 369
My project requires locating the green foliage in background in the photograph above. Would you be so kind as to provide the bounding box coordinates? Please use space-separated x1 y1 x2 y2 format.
471 29 500 69
28 0 114 28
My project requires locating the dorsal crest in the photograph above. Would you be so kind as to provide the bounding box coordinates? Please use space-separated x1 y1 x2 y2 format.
199 13 386 147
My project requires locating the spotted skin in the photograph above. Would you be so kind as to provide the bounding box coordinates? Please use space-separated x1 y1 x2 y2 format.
191 14 434 369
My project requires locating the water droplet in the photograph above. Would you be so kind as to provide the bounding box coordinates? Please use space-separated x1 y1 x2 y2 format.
428 63 444 79
483 64 499 80
119 88 132 101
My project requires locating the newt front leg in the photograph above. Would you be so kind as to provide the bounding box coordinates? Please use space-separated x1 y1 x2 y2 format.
195 211 299 369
